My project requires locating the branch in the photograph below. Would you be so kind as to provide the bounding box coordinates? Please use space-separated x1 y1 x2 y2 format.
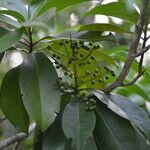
0 123 36 149
134 44 150 57
103 0 149 93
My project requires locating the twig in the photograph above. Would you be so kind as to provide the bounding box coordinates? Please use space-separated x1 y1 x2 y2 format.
103 0 149 93
0 123 36 150
134 45 150 57
19 41 30 47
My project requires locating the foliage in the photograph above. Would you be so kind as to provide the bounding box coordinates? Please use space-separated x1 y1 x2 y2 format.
0 0 150 149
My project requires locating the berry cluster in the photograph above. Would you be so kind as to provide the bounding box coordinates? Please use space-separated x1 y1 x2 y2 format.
80 92 97 111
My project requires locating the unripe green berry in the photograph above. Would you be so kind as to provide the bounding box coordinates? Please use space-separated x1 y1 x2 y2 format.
105 76 109 80
98 79 102 83
91 55 95 60
47 46 52 50
80 53 84 57
87 60 91 64
64 71 68 76
59 42 64 46
85 71 90 75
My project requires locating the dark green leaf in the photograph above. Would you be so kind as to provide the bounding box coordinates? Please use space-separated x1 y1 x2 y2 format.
85 2 138 23
43 115 69 150
79 24 133 34
62 96 96 150
0 28 23 53
94 102 149 150
0 67 29 132
91 90 150 139
83 135 97 150
20 53 61 131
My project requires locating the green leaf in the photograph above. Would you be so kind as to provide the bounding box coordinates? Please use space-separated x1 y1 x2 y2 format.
79 24 133 34
36 0 91 17
0 27 9 37
0 28 23 53
83 135 97 150
0 14 21 28
0 0 28 19
0 10 25 21
94 102 149 150
0 67 29 132
62 96 96 150
42 115 71 150
0 52 4 63
20 53 61 131
91 90 150 139
55 31 118 42
85 2 138 23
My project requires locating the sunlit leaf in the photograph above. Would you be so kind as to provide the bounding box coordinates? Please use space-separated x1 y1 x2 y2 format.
0 28 23 53
85 2 138 23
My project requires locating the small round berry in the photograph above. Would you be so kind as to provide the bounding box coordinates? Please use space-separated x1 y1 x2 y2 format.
80 53 84 57
87 60 91 64
93 73 97 77
56 55 61 60
105 76 109 80
64 71 68 76
104 66 110 71
56 65 60 69
86 71 90 75
59 42 64 46
47 46 51 50
52 53 57 58
81 92 86 97
95 69 99 73
98 79 102 83
91 81 95 85
91 55 95 60
55 60 59 65
89 42 93 46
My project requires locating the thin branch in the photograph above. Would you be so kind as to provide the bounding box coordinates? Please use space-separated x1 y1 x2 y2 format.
121 72 144 86
103 0 149 93
0 123 36 149
134 44 150 57
19 41 30 47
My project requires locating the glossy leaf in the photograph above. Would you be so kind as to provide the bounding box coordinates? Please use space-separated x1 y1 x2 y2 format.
36 0 91 17
85 2 138 23
0 28 23 53
62 97 96 150
0 14 21 28
91 90 150 139
79 24 132 34
0 0 28 19
94 102 149 150
0 10 25 21
0 67 29 132
20 53 61 131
